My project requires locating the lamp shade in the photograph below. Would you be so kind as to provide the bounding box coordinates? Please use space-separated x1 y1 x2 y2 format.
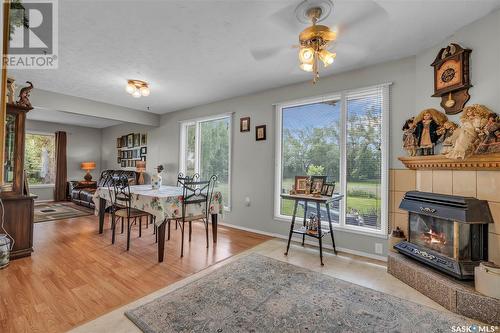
80 161 96 171
136 161 146 172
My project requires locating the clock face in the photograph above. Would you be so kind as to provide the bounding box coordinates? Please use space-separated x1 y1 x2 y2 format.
436 59 461 91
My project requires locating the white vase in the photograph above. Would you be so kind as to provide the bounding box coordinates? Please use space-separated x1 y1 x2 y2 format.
151 171 162 190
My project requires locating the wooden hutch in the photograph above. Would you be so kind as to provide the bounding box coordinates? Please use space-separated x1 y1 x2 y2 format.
1 103 36 259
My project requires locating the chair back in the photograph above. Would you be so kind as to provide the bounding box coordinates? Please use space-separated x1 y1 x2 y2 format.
177 172 200 187
181 175 217 219
111 175 133 215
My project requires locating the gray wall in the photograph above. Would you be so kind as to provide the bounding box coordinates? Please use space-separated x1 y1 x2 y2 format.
99 9 500 258
26 120 102 201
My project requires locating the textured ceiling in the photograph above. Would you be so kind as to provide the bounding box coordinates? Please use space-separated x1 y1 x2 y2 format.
27 108 123 128
10 0 500 115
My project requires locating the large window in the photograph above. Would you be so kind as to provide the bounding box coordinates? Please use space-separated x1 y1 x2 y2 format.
25 133 56 185
179 115 231 210
275 85 389 234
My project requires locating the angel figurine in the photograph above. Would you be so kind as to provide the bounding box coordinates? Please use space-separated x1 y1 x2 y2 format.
436 121 458 155
446 104 490 159
402 117 417 156
475 113 500 154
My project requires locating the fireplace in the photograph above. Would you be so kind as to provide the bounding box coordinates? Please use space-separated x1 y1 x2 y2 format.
394 191 493 280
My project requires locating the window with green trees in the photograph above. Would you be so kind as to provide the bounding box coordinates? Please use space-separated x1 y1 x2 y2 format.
180 115 231 209
25 133 56 185
276 85 389 234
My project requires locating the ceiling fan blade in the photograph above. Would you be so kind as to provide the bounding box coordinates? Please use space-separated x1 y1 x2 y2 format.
335 2 389 35
250 45 295 61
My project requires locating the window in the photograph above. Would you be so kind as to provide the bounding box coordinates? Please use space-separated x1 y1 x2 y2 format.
25 133 56 185
179 115 232 210
275 84 389 235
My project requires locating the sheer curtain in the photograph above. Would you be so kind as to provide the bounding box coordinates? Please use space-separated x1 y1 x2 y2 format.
53 131 67 201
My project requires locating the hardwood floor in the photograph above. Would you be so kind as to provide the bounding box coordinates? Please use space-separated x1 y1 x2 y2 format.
0 213 270 333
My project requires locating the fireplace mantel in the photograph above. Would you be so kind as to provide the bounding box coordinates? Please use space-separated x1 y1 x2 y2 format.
398 153 500 170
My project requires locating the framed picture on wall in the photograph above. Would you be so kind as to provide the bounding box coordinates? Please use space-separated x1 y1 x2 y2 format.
240 117 250 132
140 147 147 155
121 135 127 147
117 157 121 164
116 138 121 148
133 133 140 147
127 134 134 148
121 160 126 168
141 134 147 145
141 156 146 162
256 125 266 141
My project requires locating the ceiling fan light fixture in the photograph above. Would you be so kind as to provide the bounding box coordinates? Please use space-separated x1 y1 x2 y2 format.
319 49 336 66
299 63 314 72
299 47 314 63
126 82 136 94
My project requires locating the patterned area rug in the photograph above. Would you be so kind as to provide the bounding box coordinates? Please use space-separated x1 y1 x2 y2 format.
34 202 93 223
125 254 470 332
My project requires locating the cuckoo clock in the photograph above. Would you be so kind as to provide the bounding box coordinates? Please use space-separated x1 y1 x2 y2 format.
431 43 472 115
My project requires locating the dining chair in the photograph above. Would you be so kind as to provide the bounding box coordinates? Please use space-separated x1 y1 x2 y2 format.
177 172 200 186
109 175 152 250
169 175 216 257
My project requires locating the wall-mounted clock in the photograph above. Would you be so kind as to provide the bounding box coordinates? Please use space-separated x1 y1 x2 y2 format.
431 43 472 115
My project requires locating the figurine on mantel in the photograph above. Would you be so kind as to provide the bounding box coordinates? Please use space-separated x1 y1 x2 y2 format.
402 117 417 156
446 104 491 159
475 113 500 154
414 108 447 156
436 121 458 155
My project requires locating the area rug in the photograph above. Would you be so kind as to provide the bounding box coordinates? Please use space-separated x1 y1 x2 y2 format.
34 202 93 223
125 254 470 332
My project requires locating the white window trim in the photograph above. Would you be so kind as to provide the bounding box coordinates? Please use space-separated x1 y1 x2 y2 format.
274 83 391 237
178 113 233 211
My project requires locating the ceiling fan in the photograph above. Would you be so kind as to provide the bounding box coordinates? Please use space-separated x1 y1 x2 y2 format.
250 0 389 83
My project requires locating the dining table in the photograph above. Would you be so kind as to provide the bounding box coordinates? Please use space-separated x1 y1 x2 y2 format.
93 185 224 262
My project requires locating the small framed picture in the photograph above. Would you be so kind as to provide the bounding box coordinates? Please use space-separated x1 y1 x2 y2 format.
134 133 141 147
310 176 326 194
256 125 266 141
121 160 126 168
141 134 147 145
116 138 121 148
321 184 329 196
294 176 308 194
121 135 127 147
117 157 121 164
127 133 134 148
240 117 250 132
140 147 147 155
326 184 335 196
141 156 146 162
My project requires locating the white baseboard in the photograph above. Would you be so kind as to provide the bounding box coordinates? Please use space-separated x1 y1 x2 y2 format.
218 221 387 262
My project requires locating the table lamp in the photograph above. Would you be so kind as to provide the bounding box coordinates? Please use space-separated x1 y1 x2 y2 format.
80 161 96 182
136 160 146 185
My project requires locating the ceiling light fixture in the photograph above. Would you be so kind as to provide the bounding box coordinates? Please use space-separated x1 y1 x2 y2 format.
296 0 337 84
125 79 150 98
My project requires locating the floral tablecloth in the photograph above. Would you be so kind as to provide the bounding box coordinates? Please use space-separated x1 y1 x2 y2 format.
93 185 223 227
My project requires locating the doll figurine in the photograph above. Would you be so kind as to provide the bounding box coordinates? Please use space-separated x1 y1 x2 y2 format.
446 105 491 159
475 113 500 154
436 121 458 155
414 109 446 156
402 117 417 156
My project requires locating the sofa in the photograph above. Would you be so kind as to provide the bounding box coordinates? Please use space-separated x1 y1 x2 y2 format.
68 170 137 209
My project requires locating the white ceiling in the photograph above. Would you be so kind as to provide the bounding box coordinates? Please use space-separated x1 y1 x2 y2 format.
27 108 123 128
10 0 500 115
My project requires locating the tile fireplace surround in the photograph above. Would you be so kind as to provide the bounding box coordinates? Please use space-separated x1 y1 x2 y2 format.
389 169 500 266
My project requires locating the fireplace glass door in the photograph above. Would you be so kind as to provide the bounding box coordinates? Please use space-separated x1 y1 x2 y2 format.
409 213 457 258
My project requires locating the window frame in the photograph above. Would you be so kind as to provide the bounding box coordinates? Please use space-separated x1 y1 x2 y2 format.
178 113 233 211
274 83 391 236
25 131 56 188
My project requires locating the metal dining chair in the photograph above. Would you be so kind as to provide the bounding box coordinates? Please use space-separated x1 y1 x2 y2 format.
169 175 217 257
109 175 152 250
